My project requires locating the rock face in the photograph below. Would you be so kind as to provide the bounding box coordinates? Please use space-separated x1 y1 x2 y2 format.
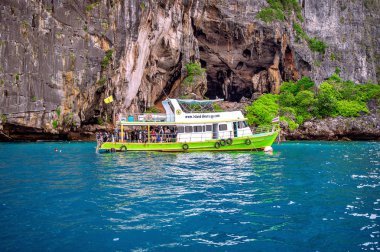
300 0 380 84
0 0 378 140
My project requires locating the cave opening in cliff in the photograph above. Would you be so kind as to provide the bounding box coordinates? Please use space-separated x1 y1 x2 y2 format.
243 49 251 58
200 59 207 68
204 67 253 102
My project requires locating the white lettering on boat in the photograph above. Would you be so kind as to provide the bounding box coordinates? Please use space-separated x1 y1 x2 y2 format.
184 114 221 119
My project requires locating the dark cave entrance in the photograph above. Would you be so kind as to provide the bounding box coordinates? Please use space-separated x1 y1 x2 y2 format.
204 67 253 102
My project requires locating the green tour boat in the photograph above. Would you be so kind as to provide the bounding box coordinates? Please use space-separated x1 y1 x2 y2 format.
97 98 280 153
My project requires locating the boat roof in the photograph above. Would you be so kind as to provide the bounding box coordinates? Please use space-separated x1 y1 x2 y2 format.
176 99 223 104
118 118 248 126
117 98 247 126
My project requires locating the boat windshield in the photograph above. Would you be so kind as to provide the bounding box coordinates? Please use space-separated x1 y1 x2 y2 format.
177 99 223 113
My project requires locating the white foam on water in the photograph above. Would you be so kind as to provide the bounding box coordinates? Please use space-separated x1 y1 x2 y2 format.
370 214 377 219
346 205 355 210
113 238 119 241
362 242 378 246
360 224 378 231
357 183 380 189
350 213 369 217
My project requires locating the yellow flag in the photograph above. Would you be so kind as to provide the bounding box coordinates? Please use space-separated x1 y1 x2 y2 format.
104 95 113 104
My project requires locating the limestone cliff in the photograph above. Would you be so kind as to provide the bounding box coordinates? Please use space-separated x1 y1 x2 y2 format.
0 0 378 140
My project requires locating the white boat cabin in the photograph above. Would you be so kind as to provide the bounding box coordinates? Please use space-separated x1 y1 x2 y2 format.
118 98 253 143
160 98 251 142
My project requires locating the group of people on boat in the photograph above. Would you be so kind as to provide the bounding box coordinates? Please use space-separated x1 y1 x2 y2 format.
96 126 178 144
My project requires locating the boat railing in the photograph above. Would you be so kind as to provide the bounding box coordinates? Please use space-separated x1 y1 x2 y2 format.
119 113 175 123
97 129 253 144
97 126 279 144
253 124 280 135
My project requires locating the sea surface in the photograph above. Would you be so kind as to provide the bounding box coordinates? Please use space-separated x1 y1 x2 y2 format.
0 141 379 251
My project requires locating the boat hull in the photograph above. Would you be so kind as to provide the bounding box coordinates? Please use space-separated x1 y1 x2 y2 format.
98 131 280 153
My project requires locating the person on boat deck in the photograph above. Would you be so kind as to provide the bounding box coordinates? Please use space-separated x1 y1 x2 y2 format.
156 131 161 142
128 130 132 142
138 129 143 143
151 128 157 142
131 129 136 142
142 129 147 143
173 128 177 142
165 127 171 142
103 132 108 142
123 130 127 141
114 128 119 142
129 129 133 142
158 127 164 143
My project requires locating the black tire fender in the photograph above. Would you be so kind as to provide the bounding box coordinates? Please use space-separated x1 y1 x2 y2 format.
120 145 127 152
182 143 189 150
220 139 226 146
214 142 221 149
226 138 233 145
245 139 252 145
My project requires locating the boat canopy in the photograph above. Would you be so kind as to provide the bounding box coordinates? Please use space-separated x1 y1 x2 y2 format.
176 99 224 104
176 99 224 113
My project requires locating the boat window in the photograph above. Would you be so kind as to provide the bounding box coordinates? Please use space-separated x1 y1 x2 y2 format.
205 125 212 132
185 126 193 133
168 101 175 114
194 126 203 132
238 121 248 128
219 124 227 131
177 126 184 133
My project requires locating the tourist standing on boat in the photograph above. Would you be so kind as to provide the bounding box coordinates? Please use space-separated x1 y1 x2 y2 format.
165 127 171 142
142 129 147 143
138 129 143 143
131 129 136 142
114 128 119 142
123 130 127 142
158 127 164 143
151 128 157 143
103 132 108 142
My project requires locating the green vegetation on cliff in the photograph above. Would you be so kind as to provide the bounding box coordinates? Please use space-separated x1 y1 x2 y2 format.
257 1 327 54
246 73 380 130
308 37 328 54
293 22 328 54
184 62 206 85
257 0 303 23
0 114 7 124
100 49 113 68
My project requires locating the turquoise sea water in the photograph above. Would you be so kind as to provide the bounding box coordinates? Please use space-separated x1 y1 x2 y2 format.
0 141 379 251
